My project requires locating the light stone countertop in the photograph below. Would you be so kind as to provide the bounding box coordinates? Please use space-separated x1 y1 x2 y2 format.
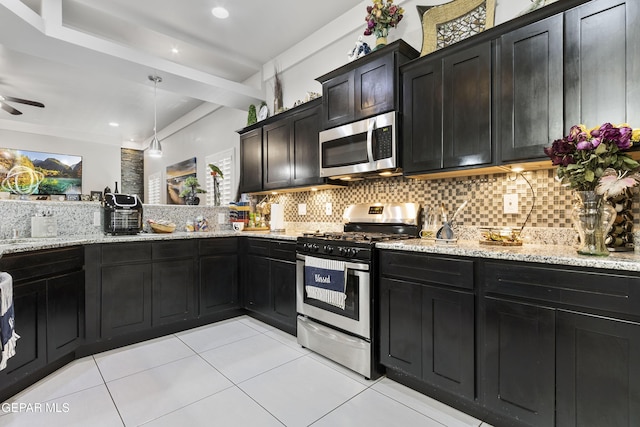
0 230 300 257
376 239 640 273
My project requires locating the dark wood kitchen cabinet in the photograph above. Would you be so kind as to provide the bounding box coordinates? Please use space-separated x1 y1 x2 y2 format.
482 260 640 427
379 250 475 401
151 240 197 326
199 238 239 316
263 100 322 190
499 13 563 162
242 238 296 334
402 41 492 175
239 127 263 193
100 242 152 338
317 40 418 129
0 247 84 398
564 0 640 128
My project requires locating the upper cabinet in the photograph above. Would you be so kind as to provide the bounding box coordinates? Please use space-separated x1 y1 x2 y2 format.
498 14 564 162
402 41 492 175
317 40 419 130
238 98 329 193
564 0 640 127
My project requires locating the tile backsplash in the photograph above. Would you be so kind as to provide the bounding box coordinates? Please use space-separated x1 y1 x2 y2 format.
265 169 640 246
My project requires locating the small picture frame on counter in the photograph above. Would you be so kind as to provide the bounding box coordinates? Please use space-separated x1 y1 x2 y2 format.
90 191 102 201
65 194 80 201
81 194 91 201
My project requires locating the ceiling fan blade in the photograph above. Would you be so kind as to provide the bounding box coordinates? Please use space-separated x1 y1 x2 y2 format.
0 102 22 115
2 96 44 108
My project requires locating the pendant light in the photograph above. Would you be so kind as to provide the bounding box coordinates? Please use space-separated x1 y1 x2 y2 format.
148 75 163 158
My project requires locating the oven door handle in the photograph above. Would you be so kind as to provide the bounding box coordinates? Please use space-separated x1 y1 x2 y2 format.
297 254 369 272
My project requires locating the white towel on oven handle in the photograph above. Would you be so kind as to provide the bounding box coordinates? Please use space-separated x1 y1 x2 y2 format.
304 256 347 310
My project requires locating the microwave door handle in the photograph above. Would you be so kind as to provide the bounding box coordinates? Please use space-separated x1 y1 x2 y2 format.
366 118 375 162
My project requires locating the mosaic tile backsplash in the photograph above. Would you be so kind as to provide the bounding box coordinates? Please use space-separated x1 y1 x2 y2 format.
265 169 640 246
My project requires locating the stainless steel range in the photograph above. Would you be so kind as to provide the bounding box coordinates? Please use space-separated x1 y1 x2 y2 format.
296 203 421 379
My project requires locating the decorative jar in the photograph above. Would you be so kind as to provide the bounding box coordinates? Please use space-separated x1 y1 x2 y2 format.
572 191 615 256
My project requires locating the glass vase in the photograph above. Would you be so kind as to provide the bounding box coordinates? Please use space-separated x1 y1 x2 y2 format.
572 191 615 256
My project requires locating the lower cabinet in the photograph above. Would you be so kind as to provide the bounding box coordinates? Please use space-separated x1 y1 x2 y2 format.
0 247 84 398
556 311 640 427
482 260 640 427
242 238 296 334
199 238 239 316
481 297 555 427
379 251 475 401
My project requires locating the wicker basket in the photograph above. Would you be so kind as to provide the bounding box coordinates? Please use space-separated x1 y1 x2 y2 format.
149 222 176 233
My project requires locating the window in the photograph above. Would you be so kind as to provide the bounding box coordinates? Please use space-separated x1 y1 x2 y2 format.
147 172 161 204
205 148 234 206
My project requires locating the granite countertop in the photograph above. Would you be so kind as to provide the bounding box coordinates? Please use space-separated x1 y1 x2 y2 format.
376 239 640 273
0 230 300 257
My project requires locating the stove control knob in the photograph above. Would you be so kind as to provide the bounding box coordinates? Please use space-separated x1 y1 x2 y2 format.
323 245 334 254
338 247 346 255
347 248 358 257
311 244 320 252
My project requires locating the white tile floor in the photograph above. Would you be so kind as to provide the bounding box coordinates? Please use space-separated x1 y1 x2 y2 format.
0 316 494 427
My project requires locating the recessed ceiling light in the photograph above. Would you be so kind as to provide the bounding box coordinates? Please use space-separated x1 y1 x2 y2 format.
171 47 179 54
109 122 119 127
211 7 229 19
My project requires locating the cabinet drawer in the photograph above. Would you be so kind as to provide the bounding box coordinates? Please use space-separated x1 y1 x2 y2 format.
270 241 295 261
152 240 195 260
245 238 270 256
379 251 474 290
102 242 151 264
199 237 238 256
1 246 84 283
484 261 640 317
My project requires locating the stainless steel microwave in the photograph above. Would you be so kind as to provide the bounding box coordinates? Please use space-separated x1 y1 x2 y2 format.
319 111 397 179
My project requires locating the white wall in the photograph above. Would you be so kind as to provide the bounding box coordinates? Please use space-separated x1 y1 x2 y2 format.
143 106 246 204
0 129 120 194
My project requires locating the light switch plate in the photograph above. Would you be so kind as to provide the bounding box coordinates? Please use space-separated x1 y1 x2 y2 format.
325 202 332 216
93 211 101 226
503 194 519 214
218 213 227 224
298 203 307 216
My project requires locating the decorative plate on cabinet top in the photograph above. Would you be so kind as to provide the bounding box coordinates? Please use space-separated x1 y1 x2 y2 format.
258 104 269 121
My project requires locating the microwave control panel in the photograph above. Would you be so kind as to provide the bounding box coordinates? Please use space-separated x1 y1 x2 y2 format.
373 126 393 160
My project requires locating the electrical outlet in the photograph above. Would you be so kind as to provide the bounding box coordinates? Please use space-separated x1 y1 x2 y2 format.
93 211 101 226
325 202 332 216
503 194 519 214
218 213 227 224
298 203 307 216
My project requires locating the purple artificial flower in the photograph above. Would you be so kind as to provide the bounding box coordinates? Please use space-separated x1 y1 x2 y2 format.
364 28 372 36
367 5 373 13
599 122 621 142
618 127 633 149
568 125 583 141
368 19 375 28
591 137 601 148
576 140 592 150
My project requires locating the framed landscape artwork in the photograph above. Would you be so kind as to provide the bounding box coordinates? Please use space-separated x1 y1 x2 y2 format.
0 148 82 195
166 157 196 205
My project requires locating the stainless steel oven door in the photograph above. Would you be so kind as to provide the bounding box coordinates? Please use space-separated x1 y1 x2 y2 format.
296 254 370 339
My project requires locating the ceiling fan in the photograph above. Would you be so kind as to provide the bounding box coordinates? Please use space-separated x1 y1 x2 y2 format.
0 95 45 115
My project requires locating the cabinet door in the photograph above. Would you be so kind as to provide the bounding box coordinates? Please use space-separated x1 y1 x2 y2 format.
101 263 152 338
270 259 296 330
355 54 394 120
1 280 47 383
152 258 196 326
199 254 238 316
243 254 270 315
556 310 640 427
482 297 555 427
379 277 422 378
239 128 263 193
322 71 355 129
565 0 640 127
500 14 563 162
47 270 85 361
402 59 443 173
443 42 492 169
422 286 475 400
290 104 322 187
263 119 291 190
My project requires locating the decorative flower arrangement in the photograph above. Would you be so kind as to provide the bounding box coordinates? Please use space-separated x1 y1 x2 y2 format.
364 0 404 39
543 123 640 197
